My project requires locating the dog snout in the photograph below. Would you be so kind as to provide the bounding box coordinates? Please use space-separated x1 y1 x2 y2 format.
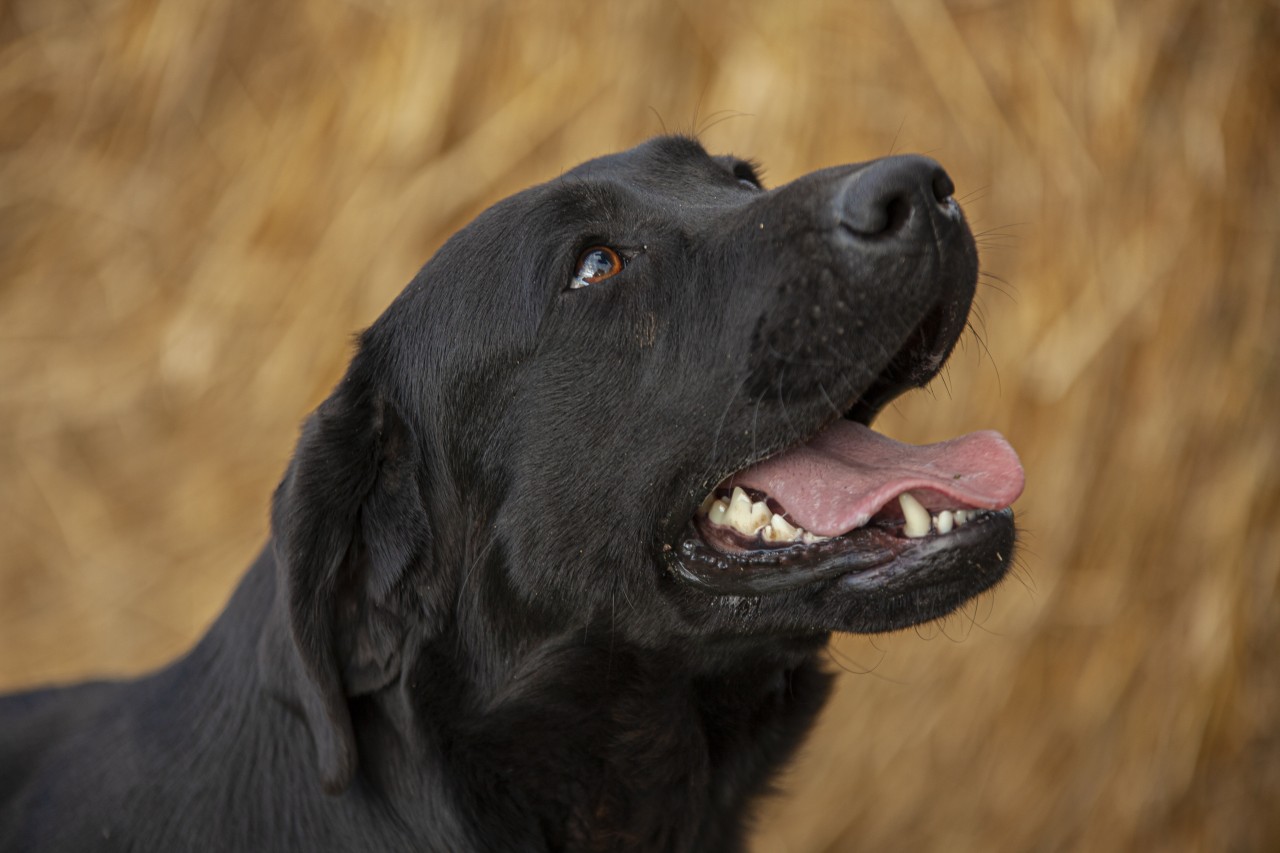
834 155 956 238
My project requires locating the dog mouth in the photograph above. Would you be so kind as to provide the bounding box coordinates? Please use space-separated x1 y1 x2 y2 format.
667 323 1025 598
696 423 1021 547
668 421 1023 595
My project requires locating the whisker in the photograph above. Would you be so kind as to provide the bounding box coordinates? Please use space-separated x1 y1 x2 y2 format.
817 382 844 419
709 369 755 465
977 271 1019 302
964 320 1002 394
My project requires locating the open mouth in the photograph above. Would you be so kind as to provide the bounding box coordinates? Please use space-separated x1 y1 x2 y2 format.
667 319 1025 598
696 424 1020 548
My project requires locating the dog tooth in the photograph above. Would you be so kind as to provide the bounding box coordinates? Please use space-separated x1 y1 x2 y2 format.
770 514 799 541
899 492 931 538
708 500 729 526
954 510 969 526
936 510 954 534
749 500 773 532
801 531 828 544
725 487 757 534
699 492 718 515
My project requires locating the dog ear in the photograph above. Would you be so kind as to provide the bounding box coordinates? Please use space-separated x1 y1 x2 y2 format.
268 353 430 794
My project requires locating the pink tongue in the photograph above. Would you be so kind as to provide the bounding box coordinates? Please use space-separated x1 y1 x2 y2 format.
732 421 1025 536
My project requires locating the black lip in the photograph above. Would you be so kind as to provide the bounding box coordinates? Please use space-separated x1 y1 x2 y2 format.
667 508 1014 595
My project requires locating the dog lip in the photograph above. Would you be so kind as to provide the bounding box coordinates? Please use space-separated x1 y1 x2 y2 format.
669 521 902 595
667 508 1013 596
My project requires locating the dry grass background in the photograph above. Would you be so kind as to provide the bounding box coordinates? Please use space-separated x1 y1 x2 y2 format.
1 0 1277 849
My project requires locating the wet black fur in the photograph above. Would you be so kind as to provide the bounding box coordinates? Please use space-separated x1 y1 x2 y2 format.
0 136 998 852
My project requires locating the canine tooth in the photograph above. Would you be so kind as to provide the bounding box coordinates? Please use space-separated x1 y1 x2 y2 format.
935 510 954 534
725 487 757 534
899 492 931 538
708 500 729 526
770 514 799 541
749 501 773 532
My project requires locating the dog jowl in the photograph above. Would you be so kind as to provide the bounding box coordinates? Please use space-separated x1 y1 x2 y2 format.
0 136 1024 853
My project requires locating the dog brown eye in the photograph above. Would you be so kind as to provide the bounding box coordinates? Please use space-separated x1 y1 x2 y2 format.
571 246 623 289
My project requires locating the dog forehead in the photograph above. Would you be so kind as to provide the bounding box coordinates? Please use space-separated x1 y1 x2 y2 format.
559 135 741 198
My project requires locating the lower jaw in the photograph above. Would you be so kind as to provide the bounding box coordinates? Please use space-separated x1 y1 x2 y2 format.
667 507 1015 597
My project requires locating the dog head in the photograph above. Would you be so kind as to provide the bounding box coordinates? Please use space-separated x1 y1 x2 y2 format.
268 136 1024 790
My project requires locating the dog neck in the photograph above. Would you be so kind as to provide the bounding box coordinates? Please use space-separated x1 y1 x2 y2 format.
217 543 834 851
390 575 834 850
478 647 830 851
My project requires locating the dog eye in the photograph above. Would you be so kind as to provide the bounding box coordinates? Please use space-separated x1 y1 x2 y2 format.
570 246 624 289
733 161 763 190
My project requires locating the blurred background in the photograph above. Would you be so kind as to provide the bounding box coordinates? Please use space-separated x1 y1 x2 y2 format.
1 0 1276 849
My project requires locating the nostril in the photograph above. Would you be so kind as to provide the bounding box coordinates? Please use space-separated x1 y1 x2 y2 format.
931 170 955 204
883 196 911 234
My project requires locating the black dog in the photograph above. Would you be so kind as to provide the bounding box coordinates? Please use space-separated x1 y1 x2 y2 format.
0 136 1024 852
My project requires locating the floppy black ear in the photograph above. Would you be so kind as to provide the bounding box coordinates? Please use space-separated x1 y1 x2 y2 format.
268 356 430 794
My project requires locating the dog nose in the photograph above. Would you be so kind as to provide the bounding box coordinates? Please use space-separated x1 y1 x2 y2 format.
835 155 956 237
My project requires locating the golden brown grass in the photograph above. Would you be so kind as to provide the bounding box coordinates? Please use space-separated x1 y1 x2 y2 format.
1 0 1276 849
